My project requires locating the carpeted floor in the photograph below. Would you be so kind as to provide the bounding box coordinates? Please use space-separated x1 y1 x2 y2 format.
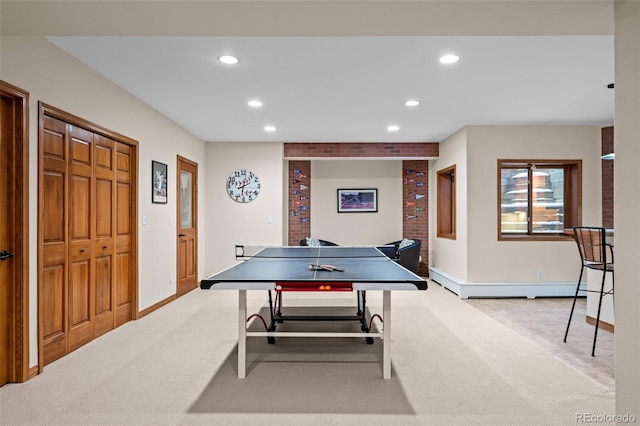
0 282 615 425
466 294 614 389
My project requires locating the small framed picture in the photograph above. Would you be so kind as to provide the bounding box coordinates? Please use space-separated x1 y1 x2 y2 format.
152 161 168 204
337 189 378 213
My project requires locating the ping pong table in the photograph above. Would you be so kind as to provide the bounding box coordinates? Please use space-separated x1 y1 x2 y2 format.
200 246 427 379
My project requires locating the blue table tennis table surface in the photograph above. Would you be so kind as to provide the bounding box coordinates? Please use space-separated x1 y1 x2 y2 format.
199 246 427 379
200 246 427 290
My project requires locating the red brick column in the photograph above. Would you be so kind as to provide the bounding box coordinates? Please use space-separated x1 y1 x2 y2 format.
403 160 429 276
287 161 311 245
601 127 614 229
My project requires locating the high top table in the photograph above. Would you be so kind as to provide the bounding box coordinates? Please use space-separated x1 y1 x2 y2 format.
200 246 428 379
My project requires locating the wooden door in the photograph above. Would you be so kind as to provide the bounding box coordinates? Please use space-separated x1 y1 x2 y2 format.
0 82 28 383
115 142 133 326
39 104 138 366
0 91 13 385
177 156 198 296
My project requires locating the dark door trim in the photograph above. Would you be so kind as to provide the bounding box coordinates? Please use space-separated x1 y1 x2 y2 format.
0 80 30 382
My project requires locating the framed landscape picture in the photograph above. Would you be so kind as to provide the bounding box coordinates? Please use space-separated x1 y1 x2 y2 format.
152 161 168 204
337 189 378 213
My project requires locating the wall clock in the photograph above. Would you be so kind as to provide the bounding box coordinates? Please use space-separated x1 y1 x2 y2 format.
226 169 261 203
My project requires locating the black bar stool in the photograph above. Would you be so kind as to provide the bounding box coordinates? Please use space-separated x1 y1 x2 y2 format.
563 227 614 356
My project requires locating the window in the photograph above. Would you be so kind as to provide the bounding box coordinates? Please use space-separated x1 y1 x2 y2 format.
437 165 456 239
499 160 581 240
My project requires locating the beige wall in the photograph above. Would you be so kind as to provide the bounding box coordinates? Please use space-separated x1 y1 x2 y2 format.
429 128 468 281
204 142 285 274
466 125 601 283
310 160 402 245
0 2 613 37
0 36 207 366
614 0 640 417
430 125 602 287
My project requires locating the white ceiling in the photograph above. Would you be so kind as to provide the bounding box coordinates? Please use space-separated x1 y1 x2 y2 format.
48 35 614 143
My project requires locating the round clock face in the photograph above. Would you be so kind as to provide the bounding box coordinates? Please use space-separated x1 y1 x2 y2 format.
226 169 261 203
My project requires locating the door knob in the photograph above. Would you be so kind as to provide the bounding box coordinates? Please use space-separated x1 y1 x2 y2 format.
0 250 14 261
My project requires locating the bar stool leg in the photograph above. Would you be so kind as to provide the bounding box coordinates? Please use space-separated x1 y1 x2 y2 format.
383 290 391 379
564 266 585 342
591 270 607 356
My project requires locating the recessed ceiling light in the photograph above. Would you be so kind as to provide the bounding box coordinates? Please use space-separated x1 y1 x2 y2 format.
405 100 419 107
387 125 400 132
264 125 276 132
248 100 263 108
218 55 239 65
439 54 459 64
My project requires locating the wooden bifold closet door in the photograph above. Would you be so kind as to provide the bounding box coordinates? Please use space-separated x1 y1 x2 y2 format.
39 109 136 366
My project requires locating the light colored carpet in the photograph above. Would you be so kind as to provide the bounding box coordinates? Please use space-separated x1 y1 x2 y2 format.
466 295 615 389
0 282 615 425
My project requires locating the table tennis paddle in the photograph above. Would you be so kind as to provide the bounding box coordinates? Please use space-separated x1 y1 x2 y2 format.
309 263 345 272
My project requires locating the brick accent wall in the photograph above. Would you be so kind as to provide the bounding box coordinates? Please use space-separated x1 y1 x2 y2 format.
285 144 435 276
287 161 311 245
284 142 439 158
403 160 429 275
601 126 614 229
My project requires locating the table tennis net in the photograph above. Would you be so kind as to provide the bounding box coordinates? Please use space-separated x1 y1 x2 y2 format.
235 245 390 261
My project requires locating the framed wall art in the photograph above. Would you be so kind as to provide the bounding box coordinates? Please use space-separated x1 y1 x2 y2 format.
152 160 168 204
337 188 378 213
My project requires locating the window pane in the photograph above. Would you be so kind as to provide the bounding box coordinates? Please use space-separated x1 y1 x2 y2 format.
532 168 564 233
498 159 579 239
180 170 193 228
501 168 528 233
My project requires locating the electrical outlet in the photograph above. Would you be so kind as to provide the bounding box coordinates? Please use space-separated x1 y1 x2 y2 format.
169 274 173 284
537 270 543 279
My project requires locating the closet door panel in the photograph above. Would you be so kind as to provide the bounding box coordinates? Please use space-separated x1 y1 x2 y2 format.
67 126 94 352
93 254 113 337
93 135 116 336
115 143 133 326
40 265 66 365
40 116 69 365
68 258 92 351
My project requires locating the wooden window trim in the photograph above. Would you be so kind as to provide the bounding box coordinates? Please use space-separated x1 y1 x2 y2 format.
437 164 456 239
498 159 581 241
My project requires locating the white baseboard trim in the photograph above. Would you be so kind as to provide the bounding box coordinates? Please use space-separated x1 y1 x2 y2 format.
429 267 577 299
